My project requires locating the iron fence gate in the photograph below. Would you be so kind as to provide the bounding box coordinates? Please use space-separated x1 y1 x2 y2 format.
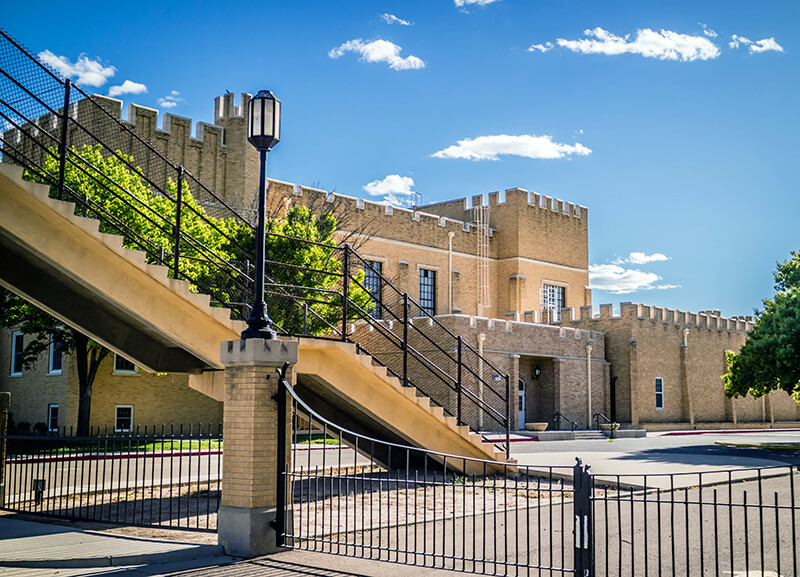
277 373 800 576
280 374 576 575
0 424 221 531
591 467 800 577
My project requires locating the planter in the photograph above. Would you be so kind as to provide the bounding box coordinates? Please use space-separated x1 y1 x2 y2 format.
525 422 549 432
599 422 620 431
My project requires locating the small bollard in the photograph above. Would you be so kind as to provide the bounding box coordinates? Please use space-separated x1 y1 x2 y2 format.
33 478 46 506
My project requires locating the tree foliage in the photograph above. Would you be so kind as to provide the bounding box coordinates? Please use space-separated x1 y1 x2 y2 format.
723 250 800 403
3 145 368 433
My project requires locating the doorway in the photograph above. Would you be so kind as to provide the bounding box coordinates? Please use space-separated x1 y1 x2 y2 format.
518 377 526 429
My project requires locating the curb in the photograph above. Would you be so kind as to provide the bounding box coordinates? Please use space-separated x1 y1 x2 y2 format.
0 541 225 569
715 441 800 450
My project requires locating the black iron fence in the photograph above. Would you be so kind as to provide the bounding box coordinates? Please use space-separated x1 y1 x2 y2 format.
281 375 572 574
278 374 800 576
0 424 221 531
0 27 510 444
593 466 800 577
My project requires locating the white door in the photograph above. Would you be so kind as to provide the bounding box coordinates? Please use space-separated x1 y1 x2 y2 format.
518 378 526 429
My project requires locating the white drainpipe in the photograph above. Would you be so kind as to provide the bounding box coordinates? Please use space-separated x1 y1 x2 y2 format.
478 333 486 430
448 231 454 314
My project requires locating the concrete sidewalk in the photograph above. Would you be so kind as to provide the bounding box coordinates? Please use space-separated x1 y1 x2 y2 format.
0 514 457 577
0 514 235 576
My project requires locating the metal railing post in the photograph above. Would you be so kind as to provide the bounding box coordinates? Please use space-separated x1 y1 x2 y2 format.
173 165 183 279
402 293 409 388
573 457 594 577
56 79 71 201
341 244 350 341
0 392 9 506
505 374 511 459
274 362 290 548
456 336 462 424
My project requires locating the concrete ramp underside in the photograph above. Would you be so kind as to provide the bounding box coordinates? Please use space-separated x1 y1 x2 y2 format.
294 340 511 474
0 163 244 374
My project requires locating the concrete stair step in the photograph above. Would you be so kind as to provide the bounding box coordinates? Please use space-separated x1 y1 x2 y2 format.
573 430 608 440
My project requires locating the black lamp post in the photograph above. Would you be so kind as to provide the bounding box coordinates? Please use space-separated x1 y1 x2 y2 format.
241 90 281 340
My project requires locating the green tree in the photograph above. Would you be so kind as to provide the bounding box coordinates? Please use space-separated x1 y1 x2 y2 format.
2 145 367 434
723 250 800 403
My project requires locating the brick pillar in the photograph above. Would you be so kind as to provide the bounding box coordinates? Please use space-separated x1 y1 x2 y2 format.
217 338 298 558
510 354 520 430
628 338 639 426
679 340 695 426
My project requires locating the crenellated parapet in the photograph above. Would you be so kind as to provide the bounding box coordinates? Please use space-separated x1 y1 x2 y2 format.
2 93 256 214
274 182 487 254
423 186 587 223
558 302 755 334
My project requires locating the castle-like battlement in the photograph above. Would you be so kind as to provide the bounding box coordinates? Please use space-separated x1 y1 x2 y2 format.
558 302 755 334
425 186 587 222
4 93 257 152
284 181 493 241
214 93 250 122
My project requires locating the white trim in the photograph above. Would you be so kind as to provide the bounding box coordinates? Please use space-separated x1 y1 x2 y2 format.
10 331 23 377
417 263 441 272
48 337 63 375
361 255 389 264
47 404 59 432
115 405 134 432
655 377 665 410
541 279 570 288
113 354 139 375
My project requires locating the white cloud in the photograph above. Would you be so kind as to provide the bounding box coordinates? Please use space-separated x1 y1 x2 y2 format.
455 0 500 6
381 13 412 26
589 264 679 294
553 27 720 62
432 134 591 161
527 42 553 53
329 39 425 70
157 91 184 109
699 23 718 38
108 80 147 98
38 50 116 87
729 34 784 53
613 252 670 265
363 174 417 207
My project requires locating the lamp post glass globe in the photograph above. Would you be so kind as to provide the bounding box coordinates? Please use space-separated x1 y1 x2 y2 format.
241 89 281 340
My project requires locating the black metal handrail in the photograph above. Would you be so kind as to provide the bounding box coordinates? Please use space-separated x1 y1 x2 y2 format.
0 28 510 449
553 411 579 432
592 412 618 438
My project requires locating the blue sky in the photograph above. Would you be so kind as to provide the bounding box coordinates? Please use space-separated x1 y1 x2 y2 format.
5 0 797 317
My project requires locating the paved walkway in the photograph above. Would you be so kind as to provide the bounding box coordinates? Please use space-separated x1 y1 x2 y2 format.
0 514 233 576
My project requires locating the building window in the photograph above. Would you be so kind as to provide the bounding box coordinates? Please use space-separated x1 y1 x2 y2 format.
541 284 566 322
419 268 436 316
655 377 665 410
48 404 59 432
115 405 134 432
10 331 23 376
114 355 138 374
49 335 63 375
364 260 383 319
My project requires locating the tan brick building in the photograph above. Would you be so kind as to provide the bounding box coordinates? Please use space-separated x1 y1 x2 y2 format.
0 331 222 432
3 92 798 432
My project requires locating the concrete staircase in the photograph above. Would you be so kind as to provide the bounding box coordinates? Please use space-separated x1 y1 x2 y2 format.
573 430 608 441
0 162 513 471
